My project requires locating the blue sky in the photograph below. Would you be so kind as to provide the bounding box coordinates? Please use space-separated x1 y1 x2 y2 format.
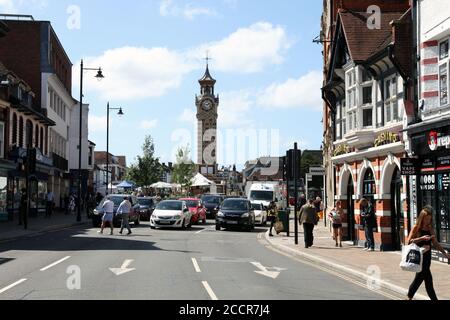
0 0 324 168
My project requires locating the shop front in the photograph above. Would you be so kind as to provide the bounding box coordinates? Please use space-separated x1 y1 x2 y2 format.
410 126 450 261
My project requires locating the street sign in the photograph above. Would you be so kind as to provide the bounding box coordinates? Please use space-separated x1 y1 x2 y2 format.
401 158 420 176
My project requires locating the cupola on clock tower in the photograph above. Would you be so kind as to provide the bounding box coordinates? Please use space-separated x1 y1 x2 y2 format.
196 63 219 176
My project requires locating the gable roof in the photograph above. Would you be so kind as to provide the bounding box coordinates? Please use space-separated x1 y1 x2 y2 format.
339 10 404 63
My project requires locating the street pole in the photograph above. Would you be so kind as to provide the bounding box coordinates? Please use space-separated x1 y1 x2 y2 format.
77 60 84 222
294 143 299 246
106 102 110 196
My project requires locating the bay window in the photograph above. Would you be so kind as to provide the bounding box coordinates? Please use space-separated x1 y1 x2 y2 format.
361 69 374 128
385 76 400 124
346 69 357 131
335 100 347 140
439 39 449 107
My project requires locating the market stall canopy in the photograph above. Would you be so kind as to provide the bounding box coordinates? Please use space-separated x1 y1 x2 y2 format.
117 181 135 188
150 182 173 189
191 173 216 187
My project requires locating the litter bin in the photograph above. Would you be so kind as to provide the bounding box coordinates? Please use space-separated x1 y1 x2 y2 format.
277 209 290 234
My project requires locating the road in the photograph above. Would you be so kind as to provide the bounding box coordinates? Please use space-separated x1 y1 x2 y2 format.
0 221 399 300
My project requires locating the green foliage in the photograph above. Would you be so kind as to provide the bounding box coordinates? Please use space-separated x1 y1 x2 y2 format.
172 146 196 189
125 135 163 187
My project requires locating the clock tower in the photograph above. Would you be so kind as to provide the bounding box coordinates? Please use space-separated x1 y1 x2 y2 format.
196 63 219 176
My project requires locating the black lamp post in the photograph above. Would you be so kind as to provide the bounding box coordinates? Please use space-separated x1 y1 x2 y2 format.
106 102 124 196
78 60 104 222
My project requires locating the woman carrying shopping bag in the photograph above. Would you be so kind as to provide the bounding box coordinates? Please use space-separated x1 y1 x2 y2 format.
268 201 279 237
406 207 450 300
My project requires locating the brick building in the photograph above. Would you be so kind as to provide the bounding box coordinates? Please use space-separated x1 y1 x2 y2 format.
322 2 414 251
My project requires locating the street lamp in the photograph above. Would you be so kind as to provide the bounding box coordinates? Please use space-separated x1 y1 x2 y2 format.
106 102 124 195
78 60 104 222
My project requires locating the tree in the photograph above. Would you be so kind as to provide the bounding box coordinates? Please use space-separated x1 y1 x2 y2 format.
125 135 163 187
172 145 196 191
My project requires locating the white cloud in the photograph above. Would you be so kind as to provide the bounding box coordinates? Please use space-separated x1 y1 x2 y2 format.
139 119 158 130
191 22 292 73
0 0 48 12
89 115 108 132
178 108 196 123
75 47 194 101
258 71 323 110
0 0 16 12
159 0 217 20
219 90 254 128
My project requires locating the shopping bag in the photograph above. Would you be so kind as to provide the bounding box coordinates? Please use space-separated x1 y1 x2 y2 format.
274 221 284 234
400 244 423 273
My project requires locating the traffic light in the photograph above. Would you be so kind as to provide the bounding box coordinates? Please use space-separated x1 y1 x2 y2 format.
286 149 301 181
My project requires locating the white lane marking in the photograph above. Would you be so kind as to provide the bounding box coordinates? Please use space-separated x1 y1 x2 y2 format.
202 281 218 301
109 259 136 276
251 262 287 279
0 279 27 294
196 229 206 234
192 258 202 273
40 256 71 272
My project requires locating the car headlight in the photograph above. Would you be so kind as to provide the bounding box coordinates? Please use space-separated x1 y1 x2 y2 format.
217 212 224 217
241 213 250 218
174 215 181 220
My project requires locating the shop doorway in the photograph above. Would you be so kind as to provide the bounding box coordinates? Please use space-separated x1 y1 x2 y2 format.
347 176 356 242
391 168 403 251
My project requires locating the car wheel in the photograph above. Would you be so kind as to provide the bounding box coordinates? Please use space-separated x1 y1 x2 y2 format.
215 224 221 231
150 226 156 230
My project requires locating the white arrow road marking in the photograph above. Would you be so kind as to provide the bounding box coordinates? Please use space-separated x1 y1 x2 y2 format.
251 262 287 279
109 259 136 276
0 279 27 294
40 256 71 271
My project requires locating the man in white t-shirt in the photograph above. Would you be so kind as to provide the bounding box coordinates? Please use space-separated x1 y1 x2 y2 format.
100 198 115 235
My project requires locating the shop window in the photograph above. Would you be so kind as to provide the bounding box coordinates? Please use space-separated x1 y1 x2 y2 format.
437 173 450 245
363 169 376 202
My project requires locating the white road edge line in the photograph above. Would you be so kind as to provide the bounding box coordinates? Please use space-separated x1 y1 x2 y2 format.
40 256 71 272
202 281 218 301
0 279 27 294
192 258 202 273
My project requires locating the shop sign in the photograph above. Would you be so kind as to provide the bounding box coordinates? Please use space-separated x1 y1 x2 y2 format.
428 131 450 151
421 158 436 172
420 174 436 191
401 158 420 176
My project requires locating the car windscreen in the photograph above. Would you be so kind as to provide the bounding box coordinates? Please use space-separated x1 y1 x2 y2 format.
250 191 273 202
202 196 221 204
251 203 263 210
138 199 153 206
100 197 124 208
156 201 182 211
222 200 248 211
184 200 198 208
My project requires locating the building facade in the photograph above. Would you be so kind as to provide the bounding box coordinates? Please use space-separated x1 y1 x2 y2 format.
0 61 55 221
0 15 92 208
323 5 414 251
406 0 450 262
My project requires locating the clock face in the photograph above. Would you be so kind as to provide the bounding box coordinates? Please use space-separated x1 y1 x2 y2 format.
202 100 212 111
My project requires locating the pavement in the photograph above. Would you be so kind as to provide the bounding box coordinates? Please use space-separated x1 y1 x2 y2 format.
0 220 398 300
264 219 450 300
0 211 90 243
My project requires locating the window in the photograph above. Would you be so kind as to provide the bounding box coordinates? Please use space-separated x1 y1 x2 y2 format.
12 113 17 145
19 117 23 148
26 120 33 148
346 69 358 131
385 76 401 124
440 61 449 106
40 127 44 151
440 40 449 60
363 109 373 127
360 69 374 128
35 124 39 148
363 86 373 105
363 169 376 202
0 121 4 158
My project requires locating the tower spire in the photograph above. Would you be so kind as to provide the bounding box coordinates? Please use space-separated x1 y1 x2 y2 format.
199 51 216 84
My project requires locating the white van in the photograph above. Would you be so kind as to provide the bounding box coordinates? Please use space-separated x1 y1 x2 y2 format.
248 183 281 209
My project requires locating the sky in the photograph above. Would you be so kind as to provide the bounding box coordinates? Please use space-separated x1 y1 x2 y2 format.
0 0 324 169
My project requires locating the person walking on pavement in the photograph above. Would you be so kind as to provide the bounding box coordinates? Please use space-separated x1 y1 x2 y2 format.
299 198 319 248
268 201 278 237
360 198 377 251
45 189 54 218
117 196 132 235
100 197 115 235
329 201 344 248
19 188 28 230
406 207 450 301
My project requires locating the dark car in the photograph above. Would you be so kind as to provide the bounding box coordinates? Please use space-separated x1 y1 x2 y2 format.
137 197 156 221
201 194 224 219
215 198 255 231
92 195 141 228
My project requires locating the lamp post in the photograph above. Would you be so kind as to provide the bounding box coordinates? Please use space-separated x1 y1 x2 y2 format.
78 60 104 222
106 102 124 196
